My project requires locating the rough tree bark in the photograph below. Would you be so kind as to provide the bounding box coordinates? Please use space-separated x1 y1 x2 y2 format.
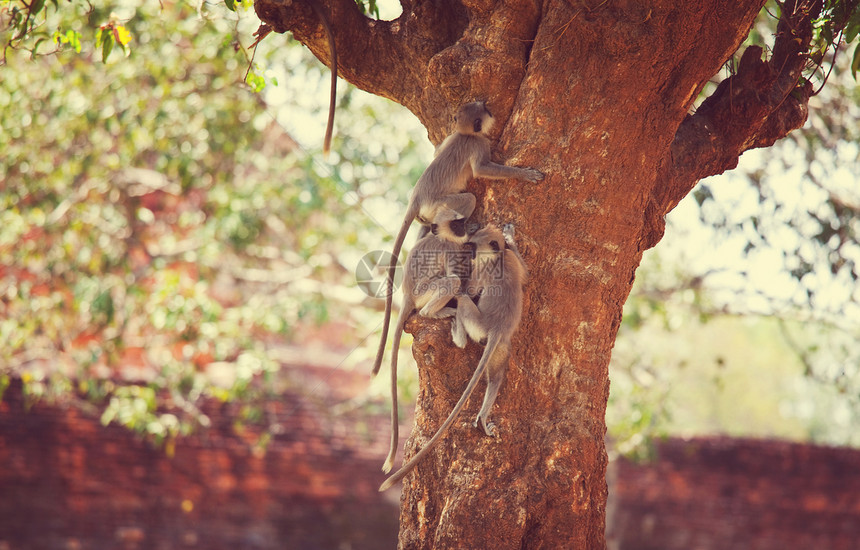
254 0 828 547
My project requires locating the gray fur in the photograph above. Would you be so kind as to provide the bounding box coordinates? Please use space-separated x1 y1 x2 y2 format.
381 216 470 474
379 225 527 491
372 102 542 376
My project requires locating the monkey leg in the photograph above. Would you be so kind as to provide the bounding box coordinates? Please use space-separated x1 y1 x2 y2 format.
474 341 510 437
439 192 476 221
451 305 468 348
418 276 460 319
451 296 483 349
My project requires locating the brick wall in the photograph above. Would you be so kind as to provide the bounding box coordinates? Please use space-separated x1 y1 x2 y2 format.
0 377 399 550
3 377 860 549
608 437 860 550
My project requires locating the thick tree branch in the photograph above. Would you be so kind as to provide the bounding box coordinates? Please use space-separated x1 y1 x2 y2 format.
254 0 462 108
642 0 823 249
254 0 541 141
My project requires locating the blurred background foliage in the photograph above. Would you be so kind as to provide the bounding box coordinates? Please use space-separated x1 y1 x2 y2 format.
1 1 858 456
609 6 860 458
0 0 430 445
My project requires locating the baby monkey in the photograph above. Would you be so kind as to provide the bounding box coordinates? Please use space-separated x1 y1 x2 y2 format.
378 224 527 492
372 101 542 376
380 209 473 474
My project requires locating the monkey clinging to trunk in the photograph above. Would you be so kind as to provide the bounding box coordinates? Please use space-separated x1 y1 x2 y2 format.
379 224 528 492
372 101 542 377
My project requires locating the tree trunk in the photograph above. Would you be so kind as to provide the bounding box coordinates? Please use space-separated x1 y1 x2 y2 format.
254 0 821 546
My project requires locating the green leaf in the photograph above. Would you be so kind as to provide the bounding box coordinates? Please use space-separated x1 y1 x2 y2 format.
101 29 114 62
68 29 82 53
852 43 860 80
846 21 860 44
245 71 266 92
31 0 46 16
821 21 833 47
34 37 47 54
225 0 236 11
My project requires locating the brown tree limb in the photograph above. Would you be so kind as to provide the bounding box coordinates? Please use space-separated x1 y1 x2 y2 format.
641 0 823 249
254 0 542 140
253 0 462 109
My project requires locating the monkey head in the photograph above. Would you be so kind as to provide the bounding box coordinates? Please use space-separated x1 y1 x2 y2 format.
468 224 505 266
454 101 495 136
429 206 470 244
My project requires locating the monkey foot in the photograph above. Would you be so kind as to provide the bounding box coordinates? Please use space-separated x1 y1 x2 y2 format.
474 417 498 438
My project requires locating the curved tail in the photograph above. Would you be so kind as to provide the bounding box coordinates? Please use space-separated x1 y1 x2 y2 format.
378 332 502 492
382 306 411 473
307 1 337 157
371 210 415 376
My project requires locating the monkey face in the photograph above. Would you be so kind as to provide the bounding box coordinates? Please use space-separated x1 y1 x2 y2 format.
468 225 505 260
455 101 495 136
431 207 470 244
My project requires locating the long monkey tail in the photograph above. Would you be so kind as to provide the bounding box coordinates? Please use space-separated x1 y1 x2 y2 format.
307 1 337 158
378 332 503 492
382 305 411 473
371 210 415 376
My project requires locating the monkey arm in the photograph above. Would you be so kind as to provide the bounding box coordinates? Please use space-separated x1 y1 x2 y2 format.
417 276 460 319
471 158 543 182
501 225 528 280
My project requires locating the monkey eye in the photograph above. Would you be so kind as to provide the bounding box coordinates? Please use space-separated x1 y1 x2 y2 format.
490 241 500 252
472 118 482 133
430 224 439 235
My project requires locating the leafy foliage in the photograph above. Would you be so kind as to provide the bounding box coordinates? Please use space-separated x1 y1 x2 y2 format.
812 0 860 79
0 0 428 444
609 2 860 457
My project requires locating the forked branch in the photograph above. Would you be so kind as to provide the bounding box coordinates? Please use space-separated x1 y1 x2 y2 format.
642 0 826 248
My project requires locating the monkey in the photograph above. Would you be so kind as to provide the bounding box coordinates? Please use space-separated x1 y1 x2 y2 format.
378 224 528 492
380 209 474 474
305 0 337 157
451 223 528 437
371 101 542 377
